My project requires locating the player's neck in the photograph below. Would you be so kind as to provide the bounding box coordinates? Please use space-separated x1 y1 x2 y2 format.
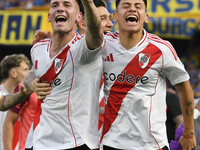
2 79 18 94
119 29 144 50
50 31 75 58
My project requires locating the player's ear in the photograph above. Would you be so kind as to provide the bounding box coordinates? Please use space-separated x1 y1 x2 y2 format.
113 12 118 23
144 13 148 24
48 13 51 22
76 12 82 23
10 69 17 78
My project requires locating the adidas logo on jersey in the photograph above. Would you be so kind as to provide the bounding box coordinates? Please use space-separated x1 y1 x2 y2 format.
104 53 114 62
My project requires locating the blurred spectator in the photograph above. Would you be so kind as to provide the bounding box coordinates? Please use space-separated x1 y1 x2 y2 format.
18 0 29 7
25 0 34 9
41 0 49 5
194 99 200 147
2 0 49 9
33 0 41 6
185 57 198 88
33 0 48 6
6 0 20 8
194 81 200 98
194 119 200 146
166 88 183 143
0 0 5 10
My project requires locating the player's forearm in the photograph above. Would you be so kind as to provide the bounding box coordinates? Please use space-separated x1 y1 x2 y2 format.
23 70 36 92
0 91 28 111
175 81 195 136
81 0 103 49
3 122 14 150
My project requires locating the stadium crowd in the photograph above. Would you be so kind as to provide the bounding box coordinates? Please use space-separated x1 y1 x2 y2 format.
0 0 49 9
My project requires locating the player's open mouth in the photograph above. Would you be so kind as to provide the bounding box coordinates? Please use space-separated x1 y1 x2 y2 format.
126 15 138 23
104 31 111 35
56 16 67 23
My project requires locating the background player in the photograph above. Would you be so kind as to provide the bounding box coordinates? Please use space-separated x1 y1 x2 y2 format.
0 54 30 150
3 83 37 150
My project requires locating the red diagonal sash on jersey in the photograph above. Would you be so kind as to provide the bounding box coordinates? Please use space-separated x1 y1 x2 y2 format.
33 45 70 131
100 43 162 141
33 99 43 131
40 45 70 82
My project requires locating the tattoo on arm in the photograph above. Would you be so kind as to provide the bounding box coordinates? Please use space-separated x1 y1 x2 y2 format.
23 71 36 92
186 108 194 115
187 102 192 106
184 126 194 130
87 20 103 44
87 20 101 32
185 102 194 115
2 93 26 111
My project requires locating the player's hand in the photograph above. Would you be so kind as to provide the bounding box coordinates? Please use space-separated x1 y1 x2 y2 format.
31 30 52 45
20 84 33 96
34 78 52 100
178 134 196 150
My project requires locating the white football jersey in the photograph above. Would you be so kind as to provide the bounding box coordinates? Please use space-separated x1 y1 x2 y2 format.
0 85 9 150
101 29 189 149
31 32 103 149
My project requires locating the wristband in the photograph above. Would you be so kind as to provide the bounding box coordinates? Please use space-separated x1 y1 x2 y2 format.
194 109 200 120
181 133 195 138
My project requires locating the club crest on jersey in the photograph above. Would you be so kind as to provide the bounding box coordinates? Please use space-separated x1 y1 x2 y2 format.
99 106 105 114
138 53 151 69
54 58 64 74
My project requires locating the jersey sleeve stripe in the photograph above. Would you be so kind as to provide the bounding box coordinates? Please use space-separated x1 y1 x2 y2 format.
101 39 106 50
31 43 48 56
148 34 178 60
138 31 148 47
106 33 118 39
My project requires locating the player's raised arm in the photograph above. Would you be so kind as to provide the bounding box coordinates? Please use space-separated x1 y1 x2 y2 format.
81 0 104 50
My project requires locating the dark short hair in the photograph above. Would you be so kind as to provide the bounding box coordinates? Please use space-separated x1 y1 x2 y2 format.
80 0 106 16
48 0 82 9
116 0 147 9
0 54 30 79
